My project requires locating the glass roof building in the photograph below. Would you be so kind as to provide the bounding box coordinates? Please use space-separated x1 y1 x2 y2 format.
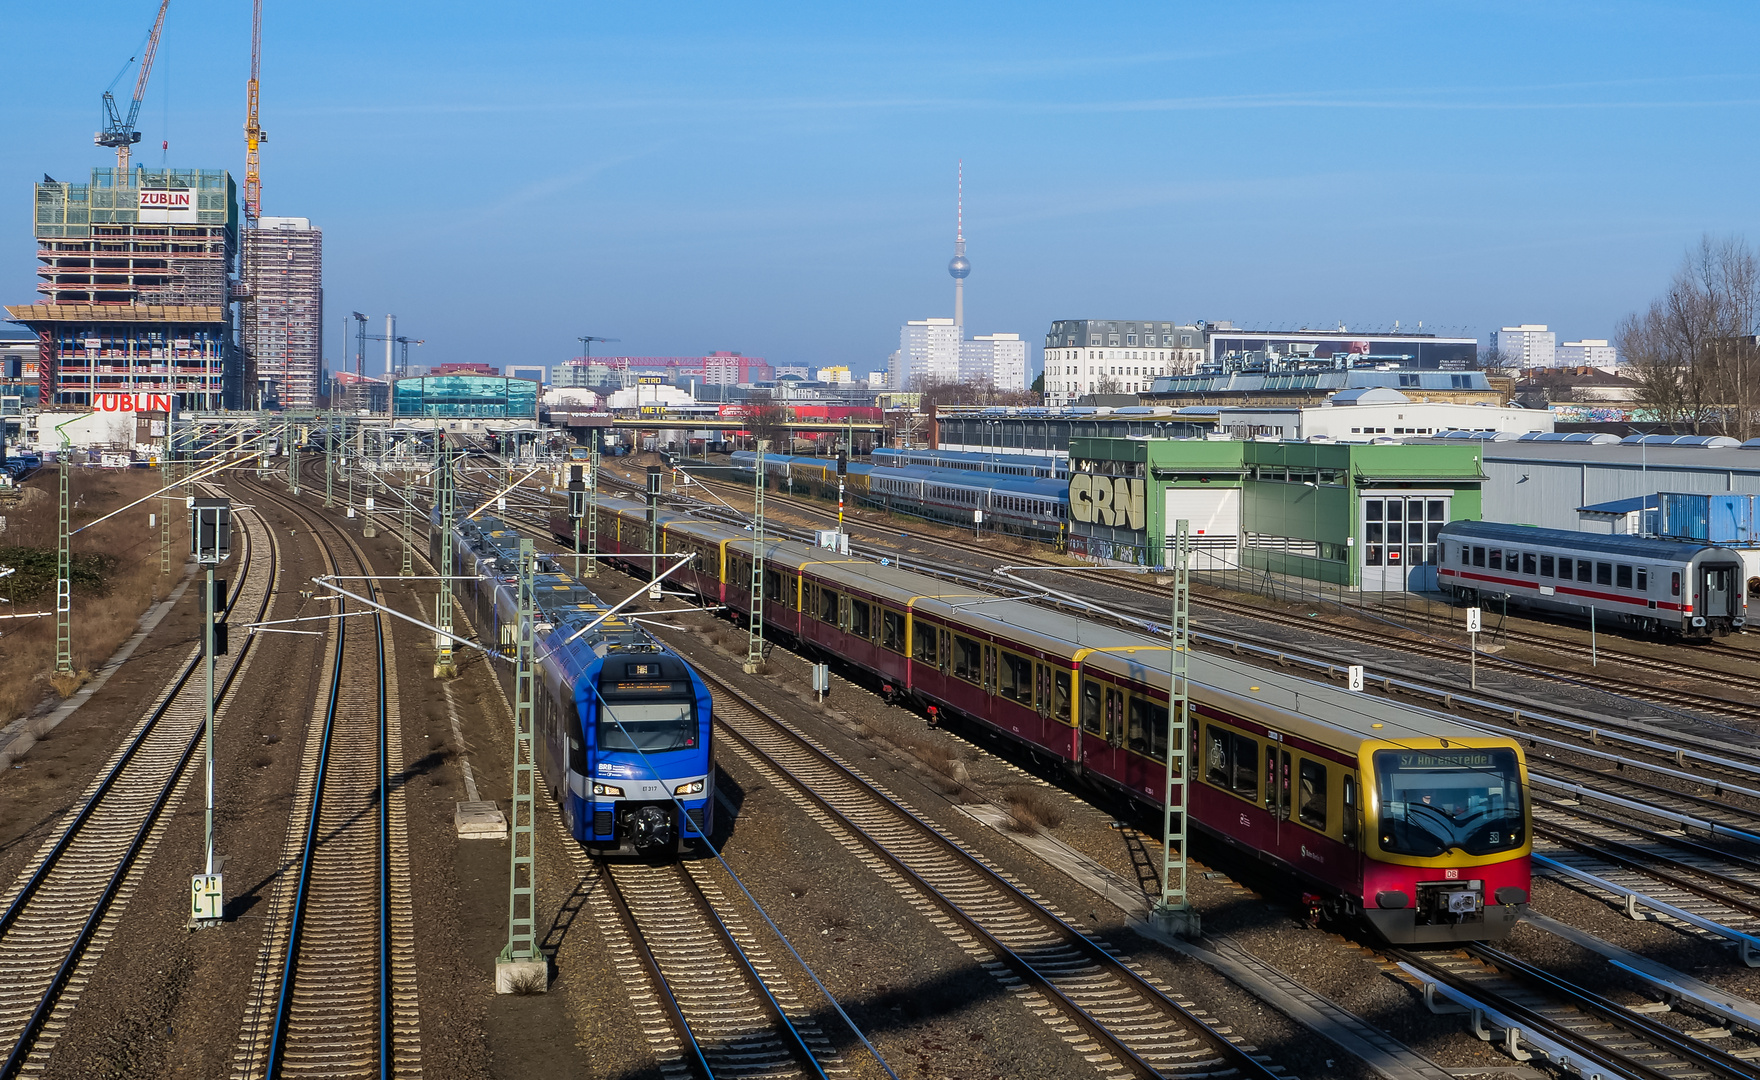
391 374 538 419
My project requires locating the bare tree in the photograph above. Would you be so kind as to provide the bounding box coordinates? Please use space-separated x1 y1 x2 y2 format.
739 391 792 450
1476 343 1522 380
1618 235 1760 439
1093 373 1122 396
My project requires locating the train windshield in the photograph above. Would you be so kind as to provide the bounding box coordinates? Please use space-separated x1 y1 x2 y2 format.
1374 749 1524 857
598 701 697 754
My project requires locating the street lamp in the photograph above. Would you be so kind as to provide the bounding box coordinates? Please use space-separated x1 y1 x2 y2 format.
189 496 231 928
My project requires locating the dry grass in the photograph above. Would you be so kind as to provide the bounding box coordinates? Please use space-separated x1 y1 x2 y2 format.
504 966 548 995
1002 785 1067 834
0 468 189 725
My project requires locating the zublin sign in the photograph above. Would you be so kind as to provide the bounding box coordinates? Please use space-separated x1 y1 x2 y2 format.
138 188 196 223
94 393 174 414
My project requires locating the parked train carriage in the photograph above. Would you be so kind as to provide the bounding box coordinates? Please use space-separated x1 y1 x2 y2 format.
732 452 1067 543
447 512 715 852
1436 520 1747 638
872 447 1069 479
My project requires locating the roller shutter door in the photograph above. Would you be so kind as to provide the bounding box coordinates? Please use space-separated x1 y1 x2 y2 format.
1164 488 1240 568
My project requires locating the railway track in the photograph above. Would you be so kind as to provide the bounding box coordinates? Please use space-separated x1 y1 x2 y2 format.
0 489 276 1077
599 859 848 1079
696 665 1288 1080
1396 945 1760 1077
230 480 421 1079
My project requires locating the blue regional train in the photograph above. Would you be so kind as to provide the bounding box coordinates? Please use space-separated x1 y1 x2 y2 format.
443 513 715 853
729 451 1069 543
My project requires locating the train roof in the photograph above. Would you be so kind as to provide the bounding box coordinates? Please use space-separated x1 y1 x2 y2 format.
1438 519 1736 560
910 591 1492 748
871 465 1069 498
612 497 1495 748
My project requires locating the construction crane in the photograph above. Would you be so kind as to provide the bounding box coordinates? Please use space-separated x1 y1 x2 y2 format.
243 0 266 224
578 335 620 357
95 0 172 174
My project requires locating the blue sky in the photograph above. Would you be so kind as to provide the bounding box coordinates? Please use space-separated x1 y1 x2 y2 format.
6 1 1760 378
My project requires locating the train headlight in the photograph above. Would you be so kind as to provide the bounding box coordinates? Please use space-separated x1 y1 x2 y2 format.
673 780 705 795
592 783 624 797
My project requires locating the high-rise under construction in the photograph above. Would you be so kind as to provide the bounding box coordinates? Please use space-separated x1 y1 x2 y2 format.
242 217 323 408
5 166 240 408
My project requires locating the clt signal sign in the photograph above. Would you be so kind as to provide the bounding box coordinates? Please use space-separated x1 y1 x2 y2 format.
138 188 196 223
94 393 174 414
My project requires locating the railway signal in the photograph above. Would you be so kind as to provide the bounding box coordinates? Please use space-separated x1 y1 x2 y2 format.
190 496 231 929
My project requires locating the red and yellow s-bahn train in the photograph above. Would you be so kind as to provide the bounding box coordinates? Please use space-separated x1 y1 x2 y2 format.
556 497 1532 943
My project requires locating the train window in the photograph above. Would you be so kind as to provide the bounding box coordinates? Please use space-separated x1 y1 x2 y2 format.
765 569 784 602
1231 734 1258 798
882 610 906 653
1596 562 1612 587
1488 549 1502 571
1540 555 1554 577
1106 688 1124 744
1672 571 1681 596
912 623 938 663
818 588 839 623
1616 565 1632 589
1637 568 1648 591
1342 776 1359 849
1298 760 1326 829
1521 553 1536 576
850 599 871 638
1127 696 1149 752
1577 559 1593 583
1082 682 1104 734
1205 727 1230 784
1472 546 1486 568
999 653 1033 703
953 636 982 682
1054 672 1072 722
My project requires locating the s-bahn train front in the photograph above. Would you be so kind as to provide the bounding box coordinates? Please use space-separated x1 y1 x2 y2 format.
572 647 714 854
1358 738 1531 943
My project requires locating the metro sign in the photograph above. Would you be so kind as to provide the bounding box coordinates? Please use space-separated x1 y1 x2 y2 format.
93 393 174 414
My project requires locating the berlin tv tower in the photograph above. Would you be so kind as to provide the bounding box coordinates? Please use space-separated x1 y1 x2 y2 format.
949 161 970 330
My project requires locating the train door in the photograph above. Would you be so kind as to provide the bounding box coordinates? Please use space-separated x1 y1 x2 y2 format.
1266 744 1291 848
1701 562 1737 620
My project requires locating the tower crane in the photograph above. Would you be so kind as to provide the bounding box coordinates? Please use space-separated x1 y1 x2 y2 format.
577 335 620 357
243 0 266 224
95 0 172 174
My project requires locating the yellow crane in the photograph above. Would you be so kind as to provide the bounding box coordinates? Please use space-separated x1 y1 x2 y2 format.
95 0 172 174
244 0 265 224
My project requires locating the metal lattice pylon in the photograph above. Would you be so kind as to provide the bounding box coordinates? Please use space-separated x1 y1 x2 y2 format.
324 411 336 508
584 443 598 578
159 428 174 575
55 453 72 675
433 435 458 678
286 415 300 495
744 440 767 674
1156 519 1195 933
501 538 539 962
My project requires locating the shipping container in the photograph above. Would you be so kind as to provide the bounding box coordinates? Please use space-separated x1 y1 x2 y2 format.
1658 492 1755 545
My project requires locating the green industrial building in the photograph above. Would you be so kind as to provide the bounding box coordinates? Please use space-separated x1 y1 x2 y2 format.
1067 438 1485 590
